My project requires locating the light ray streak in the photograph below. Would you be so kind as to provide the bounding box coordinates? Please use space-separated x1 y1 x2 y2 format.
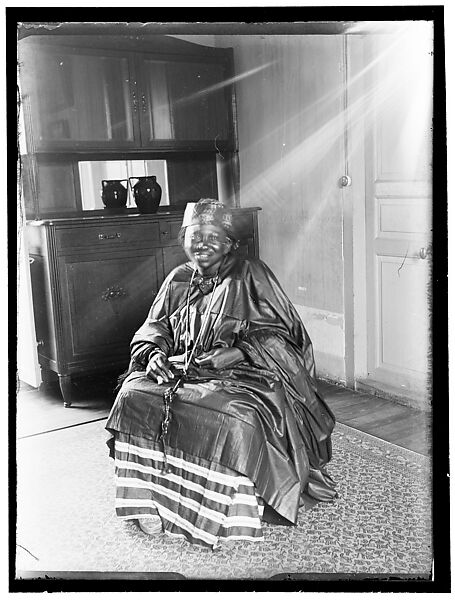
238 27 417 161
239 81 383 213
172 62 277 106
241 29 431 210
237 21 432 290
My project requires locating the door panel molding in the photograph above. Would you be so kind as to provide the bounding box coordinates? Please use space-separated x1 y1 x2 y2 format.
377 197 432 237
375 255 430 375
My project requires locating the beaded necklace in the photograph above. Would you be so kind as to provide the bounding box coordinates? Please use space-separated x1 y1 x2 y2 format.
159 262 222 474
183 267 220 372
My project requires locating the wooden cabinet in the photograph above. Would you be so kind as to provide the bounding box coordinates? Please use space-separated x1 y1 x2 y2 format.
18 36 236 153
26 208 260 406
20 32 244 404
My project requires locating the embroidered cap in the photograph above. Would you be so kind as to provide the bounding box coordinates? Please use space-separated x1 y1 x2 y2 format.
182 198 236 239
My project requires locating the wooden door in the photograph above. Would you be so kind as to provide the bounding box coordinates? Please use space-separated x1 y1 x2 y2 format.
137 55 231 145
19 41 140 151
362 27 433 407
58 250 162 369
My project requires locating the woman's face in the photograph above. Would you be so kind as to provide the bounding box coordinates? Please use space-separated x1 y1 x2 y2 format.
184 224 232 275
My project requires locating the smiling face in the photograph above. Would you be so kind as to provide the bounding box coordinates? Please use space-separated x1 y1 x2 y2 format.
184 224 232 276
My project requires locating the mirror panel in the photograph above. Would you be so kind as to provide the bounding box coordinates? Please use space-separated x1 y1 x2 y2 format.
78 159 169 210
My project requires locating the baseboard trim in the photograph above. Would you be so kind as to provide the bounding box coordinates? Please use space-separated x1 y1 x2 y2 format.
313 350 346 383
355 378 431 413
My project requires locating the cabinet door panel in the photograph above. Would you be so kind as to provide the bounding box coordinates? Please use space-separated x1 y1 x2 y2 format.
22 156 80 218
162 246 187 277
29 255 58 363
139 57 230 143
140 60 173 141
232 213 254 241
21 44 138 149
60 252 161 363
236 238 256 259
167 61 229 141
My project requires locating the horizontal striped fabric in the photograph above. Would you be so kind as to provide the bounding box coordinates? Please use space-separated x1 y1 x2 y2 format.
114 432 264 548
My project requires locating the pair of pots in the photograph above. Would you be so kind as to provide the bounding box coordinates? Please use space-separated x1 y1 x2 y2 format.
101 177 162 214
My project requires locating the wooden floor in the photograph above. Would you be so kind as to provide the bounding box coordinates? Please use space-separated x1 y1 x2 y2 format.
16 376 431 456
16 373 116 439
318 380 431 456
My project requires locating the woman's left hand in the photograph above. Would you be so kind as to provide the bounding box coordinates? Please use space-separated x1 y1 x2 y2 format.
194 347 245 370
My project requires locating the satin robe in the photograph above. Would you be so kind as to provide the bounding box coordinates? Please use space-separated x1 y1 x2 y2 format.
106 254 336 524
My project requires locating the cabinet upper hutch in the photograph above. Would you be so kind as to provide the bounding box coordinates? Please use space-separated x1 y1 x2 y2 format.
19 33 239 220
19 34 236 153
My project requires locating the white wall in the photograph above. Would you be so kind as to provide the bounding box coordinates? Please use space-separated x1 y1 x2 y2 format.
216 34 348 382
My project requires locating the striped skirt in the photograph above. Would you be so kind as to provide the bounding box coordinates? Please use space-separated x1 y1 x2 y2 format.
113 432 264 548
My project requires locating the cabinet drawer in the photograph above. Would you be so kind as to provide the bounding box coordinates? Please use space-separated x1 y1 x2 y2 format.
159 219 184 246
55 222 161 252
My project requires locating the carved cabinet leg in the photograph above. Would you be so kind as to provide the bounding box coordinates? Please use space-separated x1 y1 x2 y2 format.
58 374 73 408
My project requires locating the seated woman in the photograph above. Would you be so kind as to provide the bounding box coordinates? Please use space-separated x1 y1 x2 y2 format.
106 198 337 549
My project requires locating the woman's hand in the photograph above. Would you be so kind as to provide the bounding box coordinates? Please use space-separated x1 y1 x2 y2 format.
194 347 245 370
146 351 174 384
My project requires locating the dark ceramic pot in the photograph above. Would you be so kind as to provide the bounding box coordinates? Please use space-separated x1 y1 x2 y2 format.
129 175 161 214
101 179 128 210
129 176 162 214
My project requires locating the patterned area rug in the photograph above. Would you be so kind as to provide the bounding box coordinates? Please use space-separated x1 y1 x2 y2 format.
16 419 432 579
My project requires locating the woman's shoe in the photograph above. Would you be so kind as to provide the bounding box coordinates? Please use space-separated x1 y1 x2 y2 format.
138 516 162 535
